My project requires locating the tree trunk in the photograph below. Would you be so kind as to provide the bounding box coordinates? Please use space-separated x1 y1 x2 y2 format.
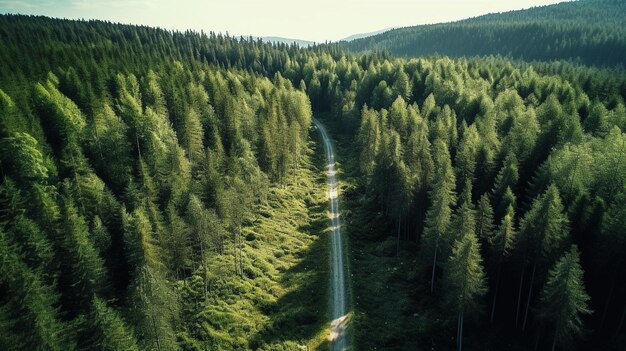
533 325 542 351
200 240 207 299
551 331 557 351
516 265 526 328
616 303 626 337
599 282 614 332
458 310 463 351
490 265 502 323
203 256 208 298
403 215 408 241
456 311 461 351
396 217 401 256
523 261 537 331
152 315 162 351
238 225 244 276
136 134 142 160
430 241 439 293
233 231 239 275
93 117 104 162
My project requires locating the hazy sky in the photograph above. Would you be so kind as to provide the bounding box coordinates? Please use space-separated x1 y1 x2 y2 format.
0 0 570 42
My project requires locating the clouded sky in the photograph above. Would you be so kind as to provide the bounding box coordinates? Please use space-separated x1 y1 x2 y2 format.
0 0 569 42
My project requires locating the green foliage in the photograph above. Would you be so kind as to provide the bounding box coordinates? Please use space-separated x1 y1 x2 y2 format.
494 205 516 256
84 297 140 351
444 229 487 314
58 199 107 313
421 139 457 290
538 246 591 349
0 228 67 351
0 133 49 182
518 185 570 263
491 153 519 216
343 0 626 67
1 10 626 351
0 15 316 349
475 194 495 245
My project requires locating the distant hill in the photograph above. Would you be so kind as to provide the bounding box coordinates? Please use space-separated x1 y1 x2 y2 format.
341 0 626 67
260 36 316 47
340 28 393 42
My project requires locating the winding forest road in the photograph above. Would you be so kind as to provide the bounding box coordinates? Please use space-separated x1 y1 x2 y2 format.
314 118 349 351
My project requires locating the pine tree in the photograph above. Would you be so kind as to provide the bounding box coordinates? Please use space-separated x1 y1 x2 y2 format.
516 185 570 330
0 228 67 351
186 195 215 296
475 194 495 245
165 204 191 280
0 89 20 136
58 199 106 315
538 246 590 351
455 124 480 185
404 108 433 192
123 207 179 351
180 107 204 165
33 76 86 150
489 205 516 323
449 181 476 246
357 107 381 178
86 103 131 189
491 153 519 219
596 190 626 333
84 296 140 351
444 227 487 351
422 139 456 292
0 132 49 184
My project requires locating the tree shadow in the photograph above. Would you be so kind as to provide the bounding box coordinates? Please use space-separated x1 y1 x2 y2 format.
249 200 332 350
249 127 338 350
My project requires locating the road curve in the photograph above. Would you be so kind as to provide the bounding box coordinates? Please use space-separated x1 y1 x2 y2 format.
313 118 349 351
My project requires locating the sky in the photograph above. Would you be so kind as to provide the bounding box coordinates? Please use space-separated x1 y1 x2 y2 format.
0 0 570 42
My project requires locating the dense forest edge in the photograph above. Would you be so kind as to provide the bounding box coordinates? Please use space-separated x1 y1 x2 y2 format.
1 9 626 351
342 0 626 68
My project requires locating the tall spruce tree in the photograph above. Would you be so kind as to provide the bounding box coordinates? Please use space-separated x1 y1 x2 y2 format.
422 139 456 292
538 246 590 351
516 185 570 330
444 222 487 351
488 204 516 323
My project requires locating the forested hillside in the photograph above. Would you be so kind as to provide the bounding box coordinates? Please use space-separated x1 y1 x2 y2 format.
342 0 626 67
0 15 323 351
297 48 626 349
2 13 626 351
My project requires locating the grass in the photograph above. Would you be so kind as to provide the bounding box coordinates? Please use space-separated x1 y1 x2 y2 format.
177 129 333 351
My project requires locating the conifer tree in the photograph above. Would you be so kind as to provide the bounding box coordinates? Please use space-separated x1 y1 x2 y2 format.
357 107 381 178
0 132 49 184
475 194 495 245
489 204 516 323
84 296 140 351
422 139 457 292
516 185 570 330
538 246 590 351
444 225 487 351
165 204 191 280
58 199 106 314
123 207 179 351
491 153 519 219
455 124 480 185
0 228 67 351
596 190 626 333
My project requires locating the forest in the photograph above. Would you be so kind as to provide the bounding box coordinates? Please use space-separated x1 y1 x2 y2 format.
342 0 626 67
1 5 626 351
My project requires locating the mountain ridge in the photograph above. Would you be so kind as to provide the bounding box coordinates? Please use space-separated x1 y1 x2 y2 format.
341 0 626 67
